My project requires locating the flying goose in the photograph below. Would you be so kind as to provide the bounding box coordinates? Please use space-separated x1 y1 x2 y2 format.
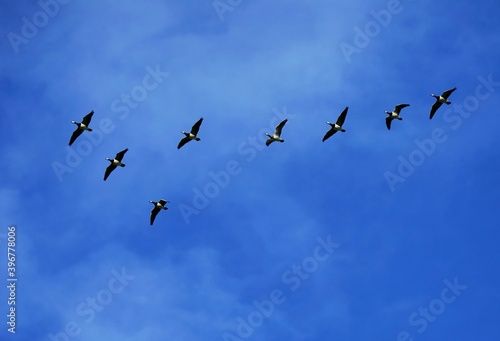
149 199 169 225
178 117 203 149
323 107 348 142
69 110 94 146
104 148 128 181
265 119 288 146
429 87 457 119
385 104 410 130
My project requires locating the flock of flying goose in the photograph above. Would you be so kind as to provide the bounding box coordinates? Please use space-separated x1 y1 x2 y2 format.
68 87 457 225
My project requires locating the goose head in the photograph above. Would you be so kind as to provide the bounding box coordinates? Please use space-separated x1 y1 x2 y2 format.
71 120 78 125
326 121 334 126
384 110 391 115
181 131 189 137
430 93 438 99
105 157 113 162
265 132 272 138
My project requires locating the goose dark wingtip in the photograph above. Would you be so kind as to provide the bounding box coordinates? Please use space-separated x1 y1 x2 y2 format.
82 111 94 125
385 117 392 130
191 117 204 135
336 107 349 126
150 209 158 225
177 137 191 149
68 131 80 146
103 165 114 181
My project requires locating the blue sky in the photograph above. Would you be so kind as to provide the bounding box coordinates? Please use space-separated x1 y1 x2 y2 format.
1 0 500 340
